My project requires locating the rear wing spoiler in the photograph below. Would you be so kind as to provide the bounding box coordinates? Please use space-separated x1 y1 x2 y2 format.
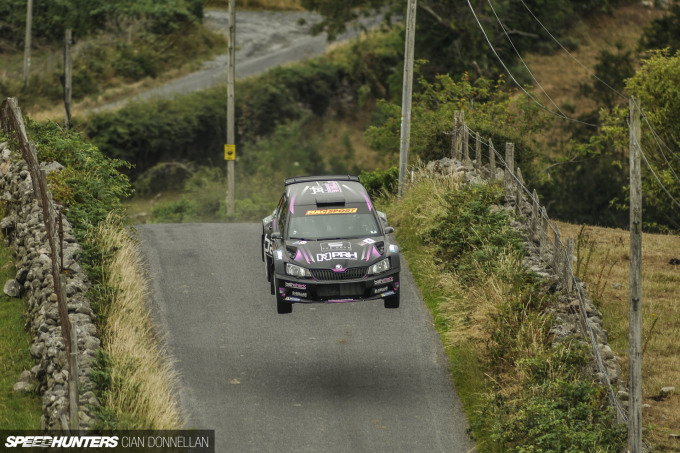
284 175 360 186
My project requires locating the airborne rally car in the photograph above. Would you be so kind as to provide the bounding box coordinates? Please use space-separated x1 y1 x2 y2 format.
262 175 400 314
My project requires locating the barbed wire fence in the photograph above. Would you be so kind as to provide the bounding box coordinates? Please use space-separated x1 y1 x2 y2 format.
1 97 79 431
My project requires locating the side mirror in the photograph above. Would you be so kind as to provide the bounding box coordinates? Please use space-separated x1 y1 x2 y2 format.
271 232 283 240
384 226 394 234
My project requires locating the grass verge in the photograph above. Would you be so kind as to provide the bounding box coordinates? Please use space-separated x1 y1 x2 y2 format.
558 221 680 452
0 238 42 429
379 174 626 452
87 215 183 429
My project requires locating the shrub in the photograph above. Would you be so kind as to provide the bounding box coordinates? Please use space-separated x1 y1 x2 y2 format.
27 119 132 247
359 166 399 198
421 183 524 282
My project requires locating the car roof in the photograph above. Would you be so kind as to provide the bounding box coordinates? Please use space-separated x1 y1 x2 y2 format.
284 175 372 208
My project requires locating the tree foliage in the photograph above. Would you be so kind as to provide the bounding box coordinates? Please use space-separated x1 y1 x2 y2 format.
365 72 549 179
639 4 680 54
301 0 624 79
0 0 203 49
623 50 680 230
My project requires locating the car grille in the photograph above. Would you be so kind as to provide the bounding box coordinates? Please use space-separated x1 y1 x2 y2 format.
316 283 365 298
311 267 367 281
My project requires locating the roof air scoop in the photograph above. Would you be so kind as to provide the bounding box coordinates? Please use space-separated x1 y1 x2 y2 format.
315 194 346 206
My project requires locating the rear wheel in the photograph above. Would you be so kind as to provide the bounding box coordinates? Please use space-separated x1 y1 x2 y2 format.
275 278 292 314
384 293 400 309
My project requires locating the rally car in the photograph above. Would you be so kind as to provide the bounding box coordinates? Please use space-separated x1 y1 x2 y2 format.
262 175 400 314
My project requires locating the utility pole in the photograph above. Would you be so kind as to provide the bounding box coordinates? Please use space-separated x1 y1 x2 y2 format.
23 0 34 88
398 0 417 198
628 97 643 453
64 30 73 130
225 0 236 216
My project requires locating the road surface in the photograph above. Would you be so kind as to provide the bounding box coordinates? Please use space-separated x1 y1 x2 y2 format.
95 11 383 112
138 223 475 453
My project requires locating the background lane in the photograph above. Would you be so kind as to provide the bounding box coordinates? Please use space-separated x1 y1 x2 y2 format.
138 223 473 453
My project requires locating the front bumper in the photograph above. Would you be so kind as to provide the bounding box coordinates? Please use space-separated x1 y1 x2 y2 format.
275 270 400 303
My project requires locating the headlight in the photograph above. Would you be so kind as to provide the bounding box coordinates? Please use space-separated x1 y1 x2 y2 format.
286 263 311 278
368 258 390 275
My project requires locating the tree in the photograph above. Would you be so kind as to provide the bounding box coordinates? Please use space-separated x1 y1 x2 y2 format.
300 0 624 80
624 50 680 231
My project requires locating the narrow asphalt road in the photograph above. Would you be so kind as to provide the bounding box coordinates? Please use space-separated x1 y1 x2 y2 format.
94 11 383 112
138 223 474 453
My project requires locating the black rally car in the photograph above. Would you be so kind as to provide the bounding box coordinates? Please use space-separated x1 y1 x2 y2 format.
262 175 401 314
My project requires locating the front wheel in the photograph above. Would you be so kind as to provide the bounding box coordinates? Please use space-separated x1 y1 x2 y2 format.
384 292 400 309
275 278 293 314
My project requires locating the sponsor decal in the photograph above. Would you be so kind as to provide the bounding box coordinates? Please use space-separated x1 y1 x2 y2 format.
292 291 307 297
360 238 376 245
285 282 307 290
374 286 389 294
310 181 342 195
305 208 357 216
374 276 394 285
264 236 273 255
389 244 399 253
362 192 373 211
320 241 351 251
275 250 284 260
317 251 358 261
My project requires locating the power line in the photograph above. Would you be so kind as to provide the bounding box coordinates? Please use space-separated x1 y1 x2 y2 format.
517 0 629 102
465 0 612 128
636 99 680 167
487 0 568 118
628 119 680 210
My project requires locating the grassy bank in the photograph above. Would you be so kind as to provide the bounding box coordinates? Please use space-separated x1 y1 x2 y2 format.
380 174 626 452
0 240 42 429
88 216 183 429
11 120 183 429
557 222 680 452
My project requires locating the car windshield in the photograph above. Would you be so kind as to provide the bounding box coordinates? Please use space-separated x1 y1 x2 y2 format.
288 210 380 240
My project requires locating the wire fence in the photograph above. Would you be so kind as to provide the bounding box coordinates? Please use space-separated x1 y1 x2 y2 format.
0 97 79 430
447 112 629 424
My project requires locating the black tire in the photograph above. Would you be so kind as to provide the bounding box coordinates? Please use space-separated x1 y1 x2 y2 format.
269 261 275 295
275 279 292 314
384 293 400 309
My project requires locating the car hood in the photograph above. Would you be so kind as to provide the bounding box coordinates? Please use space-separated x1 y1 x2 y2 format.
285 237 386 270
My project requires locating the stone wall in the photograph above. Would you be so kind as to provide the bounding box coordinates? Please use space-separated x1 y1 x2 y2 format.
0 141 100 429
425 155 626 418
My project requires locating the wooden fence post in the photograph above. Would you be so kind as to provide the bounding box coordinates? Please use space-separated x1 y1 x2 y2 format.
628 97 643 452
552 223 562 273
475 132 481 170
505 142 515 196
451 113 460 160
463 124 470 165
531 189 539 243
565 238 574 293
540 207 549 261
515 167 524 217
489 139 496 180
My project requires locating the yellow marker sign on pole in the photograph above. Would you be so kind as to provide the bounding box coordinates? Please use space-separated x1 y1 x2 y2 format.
224 144 236 160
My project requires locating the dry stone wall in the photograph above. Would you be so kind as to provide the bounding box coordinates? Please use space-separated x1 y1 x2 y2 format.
0 141 99 429
424 155 625 416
